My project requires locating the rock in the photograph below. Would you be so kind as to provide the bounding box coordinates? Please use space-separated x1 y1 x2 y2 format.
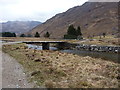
18 79 22 81
16 84 20 88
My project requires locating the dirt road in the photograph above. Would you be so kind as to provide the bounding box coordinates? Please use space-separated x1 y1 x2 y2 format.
2 52 34 88
0 42 34 88
1 51 34 88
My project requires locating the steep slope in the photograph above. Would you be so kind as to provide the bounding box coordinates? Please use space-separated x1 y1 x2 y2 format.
29 2 118 38
1 21 41 34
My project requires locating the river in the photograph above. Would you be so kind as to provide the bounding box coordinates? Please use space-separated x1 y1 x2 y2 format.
27 44 119 63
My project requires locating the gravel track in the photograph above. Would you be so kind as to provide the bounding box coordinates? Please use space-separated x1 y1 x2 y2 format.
0 42 34 88
2 52 34 88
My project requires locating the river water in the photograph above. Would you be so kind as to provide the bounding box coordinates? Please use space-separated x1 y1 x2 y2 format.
27 44 120 63
1 40 118 63
62 50 119 63
27 44 57 50
0 40 5 43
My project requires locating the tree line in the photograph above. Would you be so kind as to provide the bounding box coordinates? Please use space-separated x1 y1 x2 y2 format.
0 31 50 38
1 25 82 39
0 32 16 37
1 25 108 39
20 31 50 38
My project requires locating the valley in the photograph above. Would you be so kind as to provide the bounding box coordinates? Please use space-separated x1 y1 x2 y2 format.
1 1 120 89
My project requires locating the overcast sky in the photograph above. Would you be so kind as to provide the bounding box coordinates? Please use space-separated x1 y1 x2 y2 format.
0 0 89 22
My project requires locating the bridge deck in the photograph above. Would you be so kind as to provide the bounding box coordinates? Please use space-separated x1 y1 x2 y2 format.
23 41 65 43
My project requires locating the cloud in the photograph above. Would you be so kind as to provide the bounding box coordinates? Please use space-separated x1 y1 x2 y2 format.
0 0 88 22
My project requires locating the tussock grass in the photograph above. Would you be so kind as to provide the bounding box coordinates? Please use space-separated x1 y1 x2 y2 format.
2 43 120 88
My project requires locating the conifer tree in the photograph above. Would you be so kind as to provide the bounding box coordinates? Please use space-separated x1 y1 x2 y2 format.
67 25 77 35
34 32 40 37
44 32 50 38
76 26 82 36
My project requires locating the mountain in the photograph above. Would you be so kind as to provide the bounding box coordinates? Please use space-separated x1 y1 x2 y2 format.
1 21 41 34
29 2 118 38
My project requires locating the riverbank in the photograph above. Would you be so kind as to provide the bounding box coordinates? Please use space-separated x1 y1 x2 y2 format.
76 44 120 53
2 43 120 88
74 35 120 46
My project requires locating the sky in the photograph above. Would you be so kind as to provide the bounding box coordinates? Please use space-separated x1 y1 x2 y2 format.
0 0 88 23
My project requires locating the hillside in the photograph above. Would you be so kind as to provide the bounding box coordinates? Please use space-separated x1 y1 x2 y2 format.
29 2 118 38
1 21 41 34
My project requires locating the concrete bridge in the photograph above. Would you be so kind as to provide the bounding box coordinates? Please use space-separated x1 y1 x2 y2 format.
23 41 66 50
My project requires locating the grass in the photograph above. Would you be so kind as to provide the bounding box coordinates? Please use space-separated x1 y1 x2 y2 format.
0 37 54 42
72 35 120 46
2 43 120 88
1 35 120 46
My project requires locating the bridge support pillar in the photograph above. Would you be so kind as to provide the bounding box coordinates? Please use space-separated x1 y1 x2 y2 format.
42 42 49 50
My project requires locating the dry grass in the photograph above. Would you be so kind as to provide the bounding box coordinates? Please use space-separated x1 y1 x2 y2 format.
2 43 120 88
72 35 120 46
1 35 120 46
0 37 54 42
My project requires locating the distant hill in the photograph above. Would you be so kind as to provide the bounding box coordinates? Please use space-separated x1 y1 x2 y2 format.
29 2 118 38
1 21 41 35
